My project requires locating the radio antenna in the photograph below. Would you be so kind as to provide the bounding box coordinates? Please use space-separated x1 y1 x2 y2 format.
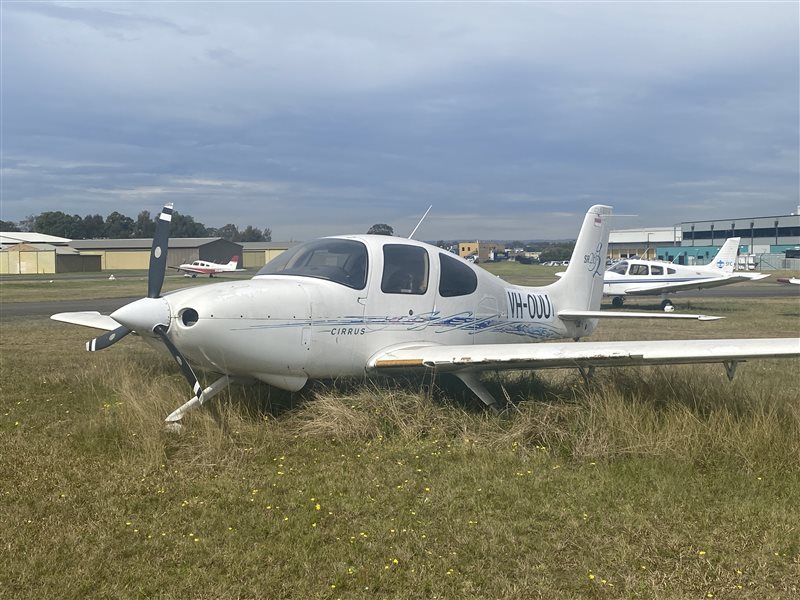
408 205 433 239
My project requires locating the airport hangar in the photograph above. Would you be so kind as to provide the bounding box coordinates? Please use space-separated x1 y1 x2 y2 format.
609 208 800 269
67 238 244 271
1 234 299 274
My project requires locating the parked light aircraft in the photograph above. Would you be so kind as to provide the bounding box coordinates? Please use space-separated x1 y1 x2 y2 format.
52 204 799 424
604 237 769 309
777 277 800 285
170 256 245 277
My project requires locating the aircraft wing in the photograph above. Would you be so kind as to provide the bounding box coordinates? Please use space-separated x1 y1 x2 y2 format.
369 338 800 374
51 311 121 332
620 273 769 296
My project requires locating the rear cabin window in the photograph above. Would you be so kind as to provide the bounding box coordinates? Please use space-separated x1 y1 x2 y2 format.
382 245 429 294
667 267 676 274
438 253 477 297
650 265 664 275
256 239 368 289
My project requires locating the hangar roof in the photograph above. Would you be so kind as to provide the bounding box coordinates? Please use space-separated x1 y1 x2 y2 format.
240 241 300 250
1 242 80 254
1 232 72 245
69 237 232 250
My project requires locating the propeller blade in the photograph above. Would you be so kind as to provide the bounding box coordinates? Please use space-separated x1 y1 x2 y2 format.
86 325 132 352
153 325 203 401
148 202 174 299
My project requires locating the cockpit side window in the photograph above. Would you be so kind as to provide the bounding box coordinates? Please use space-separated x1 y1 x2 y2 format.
438 253 477 297
382 244 429 295
629 264 649 276
256 239 368 289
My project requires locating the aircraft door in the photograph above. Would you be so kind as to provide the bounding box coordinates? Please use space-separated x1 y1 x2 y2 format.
369 243 436 333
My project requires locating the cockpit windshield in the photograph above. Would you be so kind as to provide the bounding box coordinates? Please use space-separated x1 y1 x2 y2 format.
608 261 628 275
256 239 368 289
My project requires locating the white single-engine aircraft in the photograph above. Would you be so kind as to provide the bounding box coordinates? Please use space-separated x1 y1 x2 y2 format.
170 256 245 277
52 204 799 424
604 237 769 309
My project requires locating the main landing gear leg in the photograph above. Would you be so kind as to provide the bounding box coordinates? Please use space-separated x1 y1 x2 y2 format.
454 372 500 413
577 366 596 385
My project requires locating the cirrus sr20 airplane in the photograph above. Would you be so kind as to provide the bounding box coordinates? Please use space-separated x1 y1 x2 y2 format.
52 203 800 424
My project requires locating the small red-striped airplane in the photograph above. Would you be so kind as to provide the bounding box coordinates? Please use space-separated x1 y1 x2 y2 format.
170 256 245 277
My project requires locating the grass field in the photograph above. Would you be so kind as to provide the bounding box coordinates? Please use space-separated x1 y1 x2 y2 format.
1 268 799 599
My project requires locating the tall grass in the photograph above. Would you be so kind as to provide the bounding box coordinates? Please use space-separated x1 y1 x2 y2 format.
3 298 799 598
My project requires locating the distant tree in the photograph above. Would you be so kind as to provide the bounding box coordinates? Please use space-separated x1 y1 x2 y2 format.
539 242 575 262
19 215 35 232
510 240 525 249
0 220 19 231
367 223 394 236
216 223 240 241
82 214 105 239
133 210 156 238
33 211 85 238
239 225 266 242
171 212 207 237
262 227 272 242
104 211 135 238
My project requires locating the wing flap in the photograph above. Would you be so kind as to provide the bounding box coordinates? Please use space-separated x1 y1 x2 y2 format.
558 310 722 321
51 311 121 332
370 338 800 374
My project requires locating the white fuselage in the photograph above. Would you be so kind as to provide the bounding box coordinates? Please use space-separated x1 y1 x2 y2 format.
150 236 590 390
604 260 719 295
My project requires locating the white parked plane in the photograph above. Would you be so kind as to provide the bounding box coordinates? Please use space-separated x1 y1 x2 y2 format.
52 204 799 424
604 237 769 309
170 256 245 277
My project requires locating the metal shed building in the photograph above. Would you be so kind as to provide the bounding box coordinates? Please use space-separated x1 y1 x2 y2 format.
240 241 299 269
68 238 243 271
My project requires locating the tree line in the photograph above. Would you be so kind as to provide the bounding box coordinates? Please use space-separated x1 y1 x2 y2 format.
0 210 271 242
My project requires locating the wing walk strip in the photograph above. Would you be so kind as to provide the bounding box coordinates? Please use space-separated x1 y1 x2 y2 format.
371 338 800 373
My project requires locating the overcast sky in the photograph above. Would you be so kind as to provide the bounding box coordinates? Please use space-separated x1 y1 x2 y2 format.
2 1 798 240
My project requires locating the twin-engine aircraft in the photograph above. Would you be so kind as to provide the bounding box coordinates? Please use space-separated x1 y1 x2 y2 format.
52 204 799 423
170 256 245 277
604 237 769 309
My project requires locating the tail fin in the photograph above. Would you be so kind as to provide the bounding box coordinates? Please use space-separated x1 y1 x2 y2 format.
547 205 613 311
709 238 739 272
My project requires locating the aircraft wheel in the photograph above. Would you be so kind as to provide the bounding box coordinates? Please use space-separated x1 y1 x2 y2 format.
660 299 674 310
612 296 624 308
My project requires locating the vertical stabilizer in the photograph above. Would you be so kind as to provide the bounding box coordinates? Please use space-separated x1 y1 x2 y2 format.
709 238 740 273
548 205 613 311
227 256 240 269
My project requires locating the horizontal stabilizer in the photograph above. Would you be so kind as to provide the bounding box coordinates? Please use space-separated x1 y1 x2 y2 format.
558 310 722 321
51 311 121 332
